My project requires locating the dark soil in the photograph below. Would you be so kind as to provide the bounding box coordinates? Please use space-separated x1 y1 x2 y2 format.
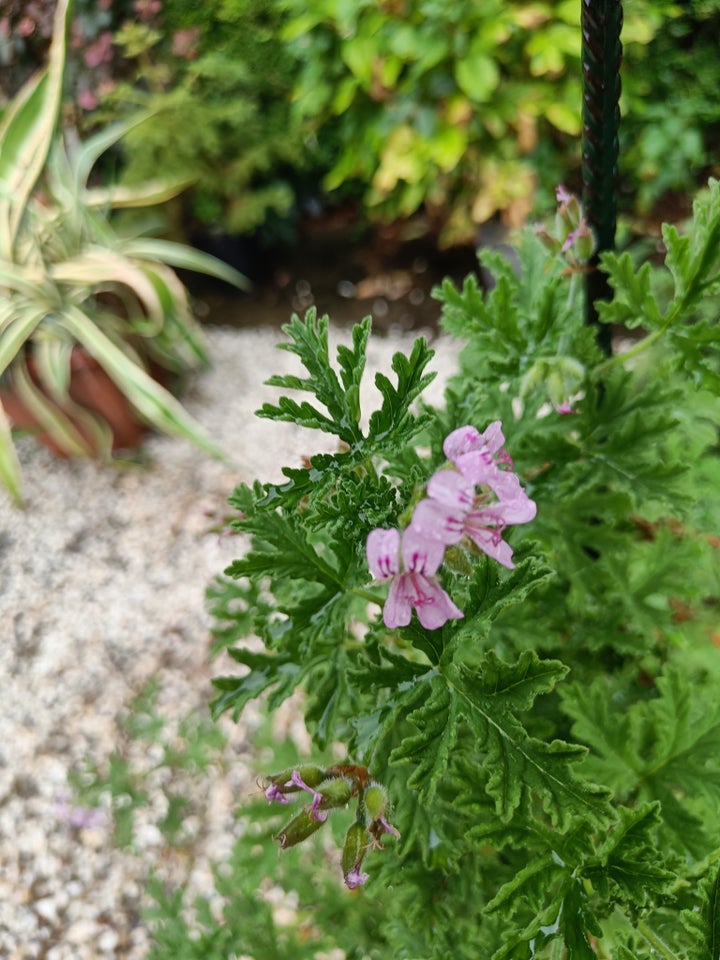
185 218 482 336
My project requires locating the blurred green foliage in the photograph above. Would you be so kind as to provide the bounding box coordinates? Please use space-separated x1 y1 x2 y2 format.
278 0 720 242
104 0 305 236
3 0 720 241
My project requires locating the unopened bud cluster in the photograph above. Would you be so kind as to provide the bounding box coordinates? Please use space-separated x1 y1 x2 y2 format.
534 184 595 265
520 355 586 415
264 763 399 889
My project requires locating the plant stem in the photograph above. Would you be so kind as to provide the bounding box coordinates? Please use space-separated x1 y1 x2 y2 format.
636 919 680 960
592 328 662 377
350 587 383 606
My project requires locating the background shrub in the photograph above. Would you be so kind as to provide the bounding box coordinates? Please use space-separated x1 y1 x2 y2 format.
4 1 719 247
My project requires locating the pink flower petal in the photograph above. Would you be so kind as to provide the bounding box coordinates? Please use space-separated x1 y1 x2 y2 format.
265 783 289 804
383 576 413 628
443 425 482 461
410 575 464 630
345 867 369 889
466 527 515 568
366 528 400 580
481 421 506 455
426 470 475 511
480 493 537 525
411 499 465 545
400 525 446 576
453 450 503 486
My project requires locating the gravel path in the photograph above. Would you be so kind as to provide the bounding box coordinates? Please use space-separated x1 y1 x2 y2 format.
0 323 458 959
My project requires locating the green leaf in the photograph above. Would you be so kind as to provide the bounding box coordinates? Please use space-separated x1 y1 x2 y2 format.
680 858 720 960
562 665 720 856
366 334 436 443
51 248 167 327
210 649 300 721
0 401 23 505
597 252 663 330
72 114 153 194
383 650 613 832
258 310 367 445
8 353 95 457
389 672 460 803
455 54 500 102
587 803 676 904
0 0 69 255
61 305 227 460
226 509 342 592
664 179 720 310
493 877 601 960
0 309 48 377
449 651 614 830
120 238 250 291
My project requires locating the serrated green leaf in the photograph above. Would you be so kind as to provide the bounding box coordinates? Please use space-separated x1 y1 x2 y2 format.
448 651 614 830
680 859 720 960
563 665 720 856
389 673 460 803
210 648 301 721
226 510 342 591
587 803 676 904
367 335 436 442
493 877 600 960
598 252 663 330
258 309 366 446
485 850 564 917
664 179 720 310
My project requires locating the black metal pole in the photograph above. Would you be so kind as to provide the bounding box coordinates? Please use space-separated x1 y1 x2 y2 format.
581 0 623 357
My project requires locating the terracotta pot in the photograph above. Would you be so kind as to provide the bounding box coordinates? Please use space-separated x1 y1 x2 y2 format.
0 348 147 457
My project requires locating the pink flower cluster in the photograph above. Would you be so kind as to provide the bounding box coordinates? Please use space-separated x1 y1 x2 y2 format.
366 423 536 630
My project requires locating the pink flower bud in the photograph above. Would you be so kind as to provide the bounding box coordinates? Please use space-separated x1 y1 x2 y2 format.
342 822 370 888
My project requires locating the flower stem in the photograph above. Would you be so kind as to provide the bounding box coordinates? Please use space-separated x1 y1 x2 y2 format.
591 328 662 377
350 587 383 606
636 919 680 960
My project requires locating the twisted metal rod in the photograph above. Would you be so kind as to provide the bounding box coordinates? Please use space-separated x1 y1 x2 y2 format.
581 0 623 356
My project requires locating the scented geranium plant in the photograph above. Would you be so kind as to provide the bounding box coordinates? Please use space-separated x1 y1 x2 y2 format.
207 181 720 958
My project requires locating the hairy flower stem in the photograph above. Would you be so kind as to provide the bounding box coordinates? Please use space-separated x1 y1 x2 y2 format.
636 919 680 960
350 587 386 606
592 327 662 378
591 267 713 379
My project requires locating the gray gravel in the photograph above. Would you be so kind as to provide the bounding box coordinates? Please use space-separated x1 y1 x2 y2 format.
0 323 458 959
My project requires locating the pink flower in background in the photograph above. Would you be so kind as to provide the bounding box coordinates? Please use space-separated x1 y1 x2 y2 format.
134 0 162 18
56 794 107 829
366 526 463 630
172 27 201 59
412 469 536 569
443 422 514 492
77 89 98 111
83 31 113 68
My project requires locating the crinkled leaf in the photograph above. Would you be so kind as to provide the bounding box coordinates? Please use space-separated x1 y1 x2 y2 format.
680 859 720 960
258 310 367 445
389 673 460 804
448 651 614 830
